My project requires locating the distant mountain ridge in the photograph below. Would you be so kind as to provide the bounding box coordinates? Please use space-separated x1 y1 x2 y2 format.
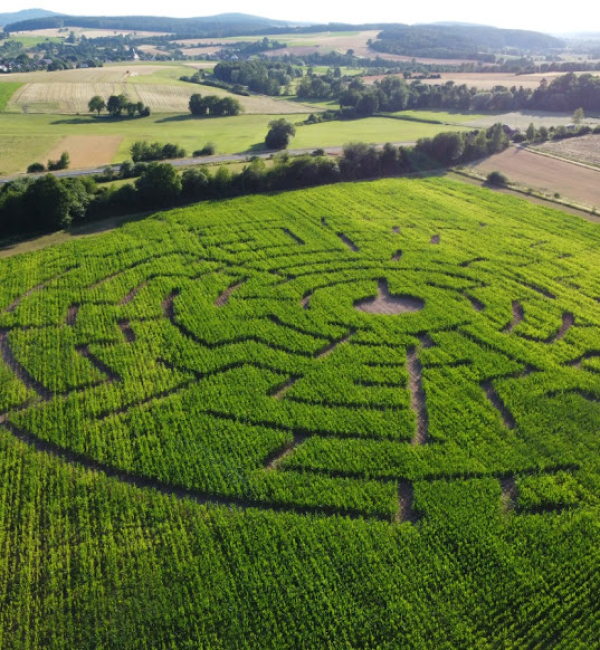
371 23 564 60
0 8 60 27
3 12 300 37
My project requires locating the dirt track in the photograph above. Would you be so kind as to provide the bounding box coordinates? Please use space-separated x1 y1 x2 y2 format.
469 147 600 209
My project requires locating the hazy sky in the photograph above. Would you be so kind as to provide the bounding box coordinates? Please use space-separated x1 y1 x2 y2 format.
8 0 598 35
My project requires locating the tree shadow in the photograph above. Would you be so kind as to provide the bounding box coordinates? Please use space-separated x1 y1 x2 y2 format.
155 114 197 123
50 116 144 125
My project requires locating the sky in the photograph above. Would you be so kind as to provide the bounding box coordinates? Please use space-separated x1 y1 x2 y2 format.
7 0 599 35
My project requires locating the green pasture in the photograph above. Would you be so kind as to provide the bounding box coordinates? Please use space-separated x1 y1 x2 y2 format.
3 35 63 48
0 112 472 173
0 82 22 112
0 113 305 173
292 117 470 149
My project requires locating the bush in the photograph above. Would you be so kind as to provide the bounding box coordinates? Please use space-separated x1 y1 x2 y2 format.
135 162 182 207
265 119 296 150
47 151 70 171
512 132 526 143
27 162 46 174
486 170 508 186
119 160 134 179
193 142 216 156
131 141 185 162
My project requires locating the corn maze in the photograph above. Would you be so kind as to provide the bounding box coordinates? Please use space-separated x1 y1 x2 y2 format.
2 177 600 647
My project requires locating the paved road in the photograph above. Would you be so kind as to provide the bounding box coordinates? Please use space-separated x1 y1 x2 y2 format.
0 142 417 185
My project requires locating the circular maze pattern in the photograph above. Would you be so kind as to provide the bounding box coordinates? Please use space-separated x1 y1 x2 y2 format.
2 178 600 522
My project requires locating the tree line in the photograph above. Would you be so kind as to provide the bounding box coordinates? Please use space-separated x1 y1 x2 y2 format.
188 93 242 116
0 124 511 239
212 60 302 96
88 94 151 117
337 72 600 116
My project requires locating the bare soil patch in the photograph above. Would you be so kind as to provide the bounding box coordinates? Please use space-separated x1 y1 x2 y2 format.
0 330 52 400
395 481 420 523
118 320 136 343
270 376 301 400
464 293 485 312
337 232 359 252
355 279 425 315
406 347 429 445
482 380 515 429
500 476 517 513
214 278 246 307
45 135 122 169
66 303 79 327
548 312 574 343
264 434 309 470
119 281 148 306
76 345 121 383
315 330 354 359
503 300 524 334
469 147 600 209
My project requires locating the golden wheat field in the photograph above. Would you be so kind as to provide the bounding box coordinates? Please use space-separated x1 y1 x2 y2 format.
0 65 317 114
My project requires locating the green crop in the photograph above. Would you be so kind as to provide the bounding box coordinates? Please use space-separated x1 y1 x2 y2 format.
2 177 600 647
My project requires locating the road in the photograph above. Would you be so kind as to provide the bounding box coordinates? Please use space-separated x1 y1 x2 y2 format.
0 143 417 184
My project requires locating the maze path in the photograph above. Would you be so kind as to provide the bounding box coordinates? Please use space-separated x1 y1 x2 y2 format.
1 181 600 523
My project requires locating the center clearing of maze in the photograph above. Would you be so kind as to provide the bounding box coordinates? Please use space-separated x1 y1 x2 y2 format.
1 176 600 524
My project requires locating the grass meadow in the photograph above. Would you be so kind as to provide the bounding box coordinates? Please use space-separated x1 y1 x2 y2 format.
0 111 472 173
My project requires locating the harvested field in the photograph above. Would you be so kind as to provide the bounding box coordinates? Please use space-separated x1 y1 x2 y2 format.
13 28 169 39
464 110 600 130
469 146 600 209
418 71 568 90
0 65 179 85
5 77 315 115
534 134 600 167
45 135 123 169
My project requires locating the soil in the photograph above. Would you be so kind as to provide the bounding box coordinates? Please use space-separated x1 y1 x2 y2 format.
482 380 516 429
469 147 600 209
406 346 429 445
355 279 425 315
45 135 123 170
534 134 600 167
337 232 359 252
503 300 524 333
214 278 246 307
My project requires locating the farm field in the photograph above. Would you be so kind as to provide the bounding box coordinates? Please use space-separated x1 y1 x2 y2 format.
365 71 577 89
292 117 470 149
0 113 305 173
0 64 315 115
469 146 600 209
0 113 471 174
12 27 170 39
2 177 600 646
465 110 600 129
0 82 22 112
174 30 473 64
534 133 600 167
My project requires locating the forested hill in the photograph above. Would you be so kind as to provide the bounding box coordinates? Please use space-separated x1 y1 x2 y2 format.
3 12 297 37
0 8 59 27
372 24 564 60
